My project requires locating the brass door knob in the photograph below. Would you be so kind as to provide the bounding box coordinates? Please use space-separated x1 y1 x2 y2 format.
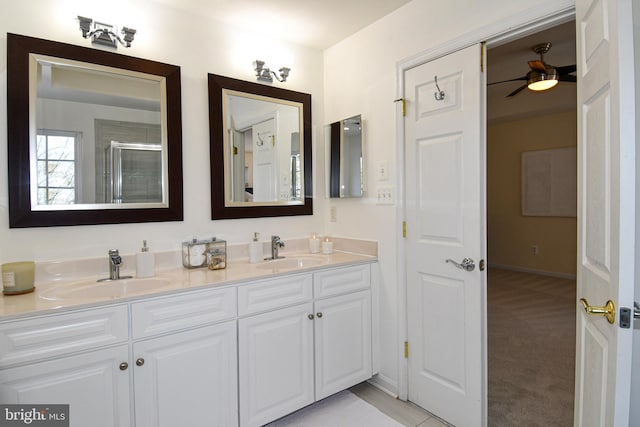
580 298 615 324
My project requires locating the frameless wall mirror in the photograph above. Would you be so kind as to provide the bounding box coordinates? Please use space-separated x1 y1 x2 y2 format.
208 74 312 219
7 33 183 227
326 115 364 198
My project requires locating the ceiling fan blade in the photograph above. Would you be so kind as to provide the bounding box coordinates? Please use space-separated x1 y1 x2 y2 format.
559 74 577 83
506 84 528 97
487 76 527 86
528 60 547 71
557 64 577 74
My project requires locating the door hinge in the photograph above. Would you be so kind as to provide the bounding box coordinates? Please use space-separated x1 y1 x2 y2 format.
479 259 485 271
480 42 486 72
402 221 407 238
620 302 640 329
394 98 406 116
404 341 409 358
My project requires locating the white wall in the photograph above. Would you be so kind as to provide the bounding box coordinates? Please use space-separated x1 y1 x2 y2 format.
0 0 326 262
323 0 574 394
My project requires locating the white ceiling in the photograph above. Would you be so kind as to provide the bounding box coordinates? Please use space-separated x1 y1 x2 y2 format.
487 21 576 123
150 1 574 123
151 0 412 49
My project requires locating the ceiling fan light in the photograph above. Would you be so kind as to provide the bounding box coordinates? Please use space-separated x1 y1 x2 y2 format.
527 68 559 91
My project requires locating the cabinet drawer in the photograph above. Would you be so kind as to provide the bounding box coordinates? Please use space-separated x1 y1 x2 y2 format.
313 264 371 298
238 273 312 316
0 305 128 367
132 287 236 339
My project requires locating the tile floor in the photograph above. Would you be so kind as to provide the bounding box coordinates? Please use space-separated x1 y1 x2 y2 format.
349 382 451 427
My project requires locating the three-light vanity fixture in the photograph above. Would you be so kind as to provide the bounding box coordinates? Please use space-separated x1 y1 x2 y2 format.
78 16 136 48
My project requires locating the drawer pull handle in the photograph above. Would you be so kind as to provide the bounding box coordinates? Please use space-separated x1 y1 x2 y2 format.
308 314 314 320
119 362 128 371
136 358 145 367
316 312 323 318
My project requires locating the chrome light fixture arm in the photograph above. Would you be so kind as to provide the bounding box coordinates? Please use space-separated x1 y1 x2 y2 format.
254 60 290 83
78 16 136 48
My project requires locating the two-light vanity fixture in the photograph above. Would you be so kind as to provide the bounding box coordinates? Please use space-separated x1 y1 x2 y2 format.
78 16 136 48
254 60 290 83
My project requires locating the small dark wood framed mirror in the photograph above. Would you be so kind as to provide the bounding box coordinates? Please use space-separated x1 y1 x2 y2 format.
208 74 312 219
7 33 183 227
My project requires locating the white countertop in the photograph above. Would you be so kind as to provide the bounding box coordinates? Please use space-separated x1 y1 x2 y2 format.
0 251 376 320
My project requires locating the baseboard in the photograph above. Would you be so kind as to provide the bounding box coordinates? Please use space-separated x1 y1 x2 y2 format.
367 374 399 398
488 263 576 280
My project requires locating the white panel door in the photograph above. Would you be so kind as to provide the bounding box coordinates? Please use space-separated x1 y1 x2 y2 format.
314 290 372 400
574 0 635 425
0 345 130 427
405 43 485 427
238 302 314 427
133 321 238 427
253 119 278 202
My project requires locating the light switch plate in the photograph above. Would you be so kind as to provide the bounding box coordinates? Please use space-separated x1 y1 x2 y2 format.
376 186 394 205
377 161 390 181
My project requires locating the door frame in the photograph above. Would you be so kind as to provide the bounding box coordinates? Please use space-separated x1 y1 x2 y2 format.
395 0 576 418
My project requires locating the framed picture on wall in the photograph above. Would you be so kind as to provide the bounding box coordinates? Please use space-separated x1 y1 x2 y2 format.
521 147 577 217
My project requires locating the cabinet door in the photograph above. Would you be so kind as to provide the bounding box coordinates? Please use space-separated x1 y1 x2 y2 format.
0 345 131 427
133 321 237 427
314 290 372 400
238 303 314 427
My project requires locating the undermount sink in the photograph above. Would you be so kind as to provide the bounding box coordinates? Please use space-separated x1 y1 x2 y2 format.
39 277 173 300
256 256 325 270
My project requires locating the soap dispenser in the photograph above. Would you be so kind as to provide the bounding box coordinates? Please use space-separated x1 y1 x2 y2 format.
136 240 155 278
249 232 263 264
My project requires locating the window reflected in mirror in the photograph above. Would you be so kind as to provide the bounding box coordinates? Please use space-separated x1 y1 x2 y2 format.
33 56 167 209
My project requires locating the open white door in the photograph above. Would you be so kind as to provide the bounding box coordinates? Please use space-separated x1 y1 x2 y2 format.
252 118 278 202
574 0 635 425
405 44 486 427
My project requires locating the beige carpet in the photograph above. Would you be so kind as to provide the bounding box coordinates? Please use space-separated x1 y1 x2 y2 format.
488 268 576 427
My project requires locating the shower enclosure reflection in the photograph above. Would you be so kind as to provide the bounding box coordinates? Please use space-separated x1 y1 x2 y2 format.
109 142 162 203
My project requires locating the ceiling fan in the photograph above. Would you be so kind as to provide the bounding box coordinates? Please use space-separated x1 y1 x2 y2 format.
489 42 576 97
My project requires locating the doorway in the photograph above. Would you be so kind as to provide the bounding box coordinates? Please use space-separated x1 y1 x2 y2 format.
486 20 577 426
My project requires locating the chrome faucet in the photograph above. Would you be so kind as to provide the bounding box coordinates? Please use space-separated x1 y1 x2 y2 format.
268 235 285 260
98 249 132 282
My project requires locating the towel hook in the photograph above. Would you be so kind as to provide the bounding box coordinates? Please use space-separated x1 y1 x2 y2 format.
434 75 445 101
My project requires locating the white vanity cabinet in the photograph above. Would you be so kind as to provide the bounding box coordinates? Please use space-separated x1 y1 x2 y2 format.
130 286 238 427
0 259 375 427
313 289 372 400
237 264 372 427
0 346 132 425
0 286 238 427
0 305 131 427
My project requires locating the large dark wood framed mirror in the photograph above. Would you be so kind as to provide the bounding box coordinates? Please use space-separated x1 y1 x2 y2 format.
208 74 312 219
7 33 183 227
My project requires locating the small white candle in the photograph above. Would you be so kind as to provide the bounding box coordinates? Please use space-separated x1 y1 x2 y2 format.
309 233 320 254
322 238 333 254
